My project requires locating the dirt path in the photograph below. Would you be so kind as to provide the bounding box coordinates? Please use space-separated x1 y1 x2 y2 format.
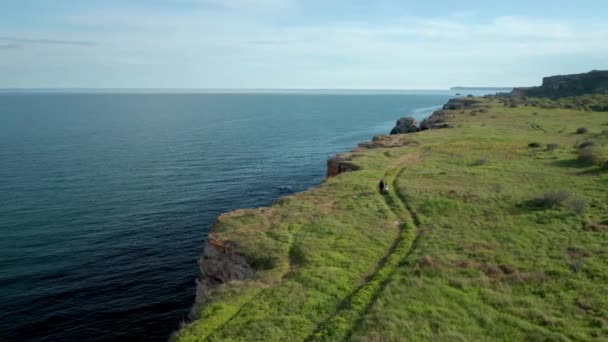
306 159 422 341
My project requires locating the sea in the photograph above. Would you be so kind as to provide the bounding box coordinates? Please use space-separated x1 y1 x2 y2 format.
0 89 500 341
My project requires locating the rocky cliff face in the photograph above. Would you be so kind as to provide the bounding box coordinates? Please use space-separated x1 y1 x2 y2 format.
420 110 453 130
192 234 254 316
389 117 419 135
326 155 360 178
512 70 608 98
442 98 479 110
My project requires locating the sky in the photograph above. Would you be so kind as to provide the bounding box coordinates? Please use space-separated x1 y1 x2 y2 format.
1 0 607 89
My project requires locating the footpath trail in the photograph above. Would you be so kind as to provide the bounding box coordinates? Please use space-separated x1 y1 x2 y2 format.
307 159 422 341
180 154 423 342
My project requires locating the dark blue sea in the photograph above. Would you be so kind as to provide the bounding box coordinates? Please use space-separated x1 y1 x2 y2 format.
0 91 486 341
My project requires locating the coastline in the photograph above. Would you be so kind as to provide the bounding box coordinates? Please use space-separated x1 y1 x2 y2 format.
188 97 470 306
174 88 608 340
175 98 463 338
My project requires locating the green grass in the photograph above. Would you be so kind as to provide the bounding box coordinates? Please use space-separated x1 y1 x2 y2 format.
175 96 608 341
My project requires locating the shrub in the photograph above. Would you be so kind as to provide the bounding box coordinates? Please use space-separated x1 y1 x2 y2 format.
546 143 559 151
567 198 587 215
578 147 602 164
603 160 608 169
490 183 503 193
578 140 596 149
528 142 542 148
535 191 570 207
576 127 589 134
473 158 488 166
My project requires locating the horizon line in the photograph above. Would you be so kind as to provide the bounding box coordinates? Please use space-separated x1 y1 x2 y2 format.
0 87 514 94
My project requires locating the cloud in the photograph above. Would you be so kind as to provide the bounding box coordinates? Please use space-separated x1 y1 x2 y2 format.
203 0 294 9
0 43 22 50
0 36 96 46
248 39 305 45
2 1 608 88
165 0 294 11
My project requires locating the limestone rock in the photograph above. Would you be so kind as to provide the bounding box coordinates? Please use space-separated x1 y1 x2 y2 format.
389 117 419 135
193 238 254 312
326 155 359 178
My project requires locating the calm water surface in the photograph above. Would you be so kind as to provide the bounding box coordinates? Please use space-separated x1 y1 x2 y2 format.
0 92 463 341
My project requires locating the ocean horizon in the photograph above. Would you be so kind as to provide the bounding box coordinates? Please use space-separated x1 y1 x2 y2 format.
0 88 511 95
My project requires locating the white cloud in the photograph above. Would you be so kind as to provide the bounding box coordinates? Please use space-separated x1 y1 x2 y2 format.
196 0 295 10
2 2 608 88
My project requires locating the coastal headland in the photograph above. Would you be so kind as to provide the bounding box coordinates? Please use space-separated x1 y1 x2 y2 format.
175 71 608 341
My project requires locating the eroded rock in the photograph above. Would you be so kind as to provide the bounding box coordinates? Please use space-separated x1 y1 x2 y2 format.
326 155 359 178
193 237 254 312
420 110 453 130
390 117 419 135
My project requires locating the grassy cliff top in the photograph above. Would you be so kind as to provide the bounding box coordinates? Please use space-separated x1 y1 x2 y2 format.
175 95 608 341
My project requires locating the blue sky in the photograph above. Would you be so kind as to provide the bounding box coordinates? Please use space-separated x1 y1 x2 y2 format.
1 0 607 89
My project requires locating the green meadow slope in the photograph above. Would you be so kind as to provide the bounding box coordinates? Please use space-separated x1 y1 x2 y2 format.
175 95 608 341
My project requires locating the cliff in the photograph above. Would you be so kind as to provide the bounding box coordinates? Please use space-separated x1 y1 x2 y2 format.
193 236 254 309
512 70 608 98
176 92 608 341
326 155 359 178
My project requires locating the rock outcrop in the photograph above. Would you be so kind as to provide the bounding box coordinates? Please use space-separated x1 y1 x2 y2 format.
420 110 450 130
326 155 360 178
389 117 419 135
193 236 254 314
442 98 480 110
357 135 419 149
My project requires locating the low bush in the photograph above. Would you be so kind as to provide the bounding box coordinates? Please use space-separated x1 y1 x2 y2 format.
567 198 587 215
534 191 570 208
546 143 559 151
473 158 488 166
528 142 542 148
578 141 596 149
578 147 602 164
576 127 589 134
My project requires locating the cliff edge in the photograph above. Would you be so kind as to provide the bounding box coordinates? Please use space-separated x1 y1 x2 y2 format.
512 70 608 98
176 89 608 341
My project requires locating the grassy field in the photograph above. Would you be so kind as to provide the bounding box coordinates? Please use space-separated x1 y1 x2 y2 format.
175 95 608 341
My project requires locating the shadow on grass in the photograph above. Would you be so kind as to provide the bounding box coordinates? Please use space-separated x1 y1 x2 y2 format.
577 167 608 176
517 199 555 211
551 159 592 169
